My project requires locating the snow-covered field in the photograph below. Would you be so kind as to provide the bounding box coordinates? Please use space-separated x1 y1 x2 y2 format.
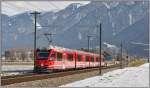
1 65 34 76
60 63 149 87
2 65 34 72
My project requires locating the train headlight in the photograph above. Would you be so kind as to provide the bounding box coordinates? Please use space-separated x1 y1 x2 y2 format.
41 64 44 66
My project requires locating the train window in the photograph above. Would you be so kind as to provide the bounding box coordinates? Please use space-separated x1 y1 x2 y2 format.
37 52 49 59
91 56 95 62
96 57 99 62
50 52 56 60
78 54 82 61
68 54 73 61
85 56 89 62
57 52 62 61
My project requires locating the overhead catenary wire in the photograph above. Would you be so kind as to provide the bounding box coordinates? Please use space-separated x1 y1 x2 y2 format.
87 35 96 52
43 32 56 45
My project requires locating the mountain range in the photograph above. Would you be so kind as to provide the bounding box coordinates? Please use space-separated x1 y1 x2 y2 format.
2 1 149 57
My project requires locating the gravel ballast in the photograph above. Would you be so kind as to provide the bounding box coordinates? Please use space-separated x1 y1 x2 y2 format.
5 67 119 87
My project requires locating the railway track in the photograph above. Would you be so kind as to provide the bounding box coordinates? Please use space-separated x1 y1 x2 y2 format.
1 64 120 86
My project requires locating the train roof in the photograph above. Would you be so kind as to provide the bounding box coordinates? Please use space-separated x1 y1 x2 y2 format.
48 45 100 56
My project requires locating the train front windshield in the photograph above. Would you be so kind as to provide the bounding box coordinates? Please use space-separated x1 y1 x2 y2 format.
37 52 49 60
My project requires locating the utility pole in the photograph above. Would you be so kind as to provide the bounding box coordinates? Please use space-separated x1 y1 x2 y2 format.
30 11 41 71
44 33 56 46
147 51 149 63
99 23 102 75
0 0 2 71
87 35 93 52
126 48 129 67
120 41 123 69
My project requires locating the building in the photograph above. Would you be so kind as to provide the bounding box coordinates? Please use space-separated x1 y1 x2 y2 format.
5 48 34 62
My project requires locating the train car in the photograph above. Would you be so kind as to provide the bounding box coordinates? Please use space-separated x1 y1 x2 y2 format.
105 56 112 61
34 46 104 72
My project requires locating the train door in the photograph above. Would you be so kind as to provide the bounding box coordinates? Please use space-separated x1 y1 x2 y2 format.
74 52 77 69
85 55 89 68
54 51 63 69
91 56 95 67
67 52 74 69
93 56 96 67
95 57 99 67
48 50 56 69
62 52 67 69
82 55 86 68
89 56 91 68
77 54 82 68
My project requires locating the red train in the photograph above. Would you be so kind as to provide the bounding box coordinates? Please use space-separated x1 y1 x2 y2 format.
34 46 104 72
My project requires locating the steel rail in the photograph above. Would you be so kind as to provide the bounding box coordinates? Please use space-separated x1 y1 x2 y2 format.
1 64 120 86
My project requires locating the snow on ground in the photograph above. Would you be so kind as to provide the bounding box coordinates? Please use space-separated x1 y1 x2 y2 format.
2 65 34 72
60 63 149 87
1 65 34 76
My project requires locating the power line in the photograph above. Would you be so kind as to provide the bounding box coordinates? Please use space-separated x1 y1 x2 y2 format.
87 35 95 52
43 32 56 45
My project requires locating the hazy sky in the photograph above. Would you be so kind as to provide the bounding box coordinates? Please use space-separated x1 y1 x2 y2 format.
2 1 90 16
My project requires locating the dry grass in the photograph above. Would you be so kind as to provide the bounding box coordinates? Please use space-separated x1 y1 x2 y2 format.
128 59 146 67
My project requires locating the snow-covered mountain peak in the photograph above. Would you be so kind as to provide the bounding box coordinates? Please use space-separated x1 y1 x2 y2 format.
2 1 90 16
109 2 119 7
102 2 111 9
125 1 135 5
70 3 84 8
2 1 148 57
102 2 119 9
65 3 85 11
